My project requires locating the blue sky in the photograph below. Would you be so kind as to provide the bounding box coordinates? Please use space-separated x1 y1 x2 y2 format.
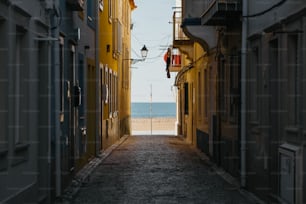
131 0 177 102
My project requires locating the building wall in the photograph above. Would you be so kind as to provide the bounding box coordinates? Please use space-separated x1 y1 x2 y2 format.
248 0 305 37
100 0 134 150
119 0 133 137
175 42 209 147
246 1 306 202
0 1 51 203
217 24 241 177
57 0 82 192
176 0 306 203
193 44 210 153
181 0 241 178
74 1 97 170
0 0 135 202
100 0 119 150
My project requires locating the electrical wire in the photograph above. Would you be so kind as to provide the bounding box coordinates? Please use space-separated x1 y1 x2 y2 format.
132 33 172 48
243 0 287 18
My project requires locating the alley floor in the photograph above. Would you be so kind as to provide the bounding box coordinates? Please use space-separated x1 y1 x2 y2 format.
68 135 256 203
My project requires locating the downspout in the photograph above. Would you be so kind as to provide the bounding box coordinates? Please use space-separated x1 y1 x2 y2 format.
240 0 248 188
46 11 52 203
95 0 100 156
48 0 61 197
55 2 61 197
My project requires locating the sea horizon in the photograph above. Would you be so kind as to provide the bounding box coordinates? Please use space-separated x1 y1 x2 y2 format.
131 102 176 118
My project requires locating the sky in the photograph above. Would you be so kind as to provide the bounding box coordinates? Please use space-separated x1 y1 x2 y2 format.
131 0 177 102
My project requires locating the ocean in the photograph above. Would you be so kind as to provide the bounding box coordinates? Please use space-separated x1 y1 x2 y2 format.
131 102 176 118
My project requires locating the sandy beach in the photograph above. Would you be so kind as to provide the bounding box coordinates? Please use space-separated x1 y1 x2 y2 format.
131 117 176 135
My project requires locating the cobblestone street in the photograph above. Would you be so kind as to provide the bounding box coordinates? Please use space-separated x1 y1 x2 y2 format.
69 135 255 203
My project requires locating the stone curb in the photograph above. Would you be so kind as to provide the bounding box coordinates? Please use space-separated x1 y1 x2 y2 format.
192 145 265 204
54 135 130 203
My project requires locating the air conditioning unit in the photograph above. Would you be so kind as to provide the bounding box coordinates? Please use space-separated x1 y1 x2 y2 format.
66 0 85 11
278 143 303 204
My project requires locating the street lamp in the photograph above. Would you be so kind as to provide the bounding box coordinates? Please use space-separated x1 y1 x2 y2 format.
140 45 148 59
125 45 148 64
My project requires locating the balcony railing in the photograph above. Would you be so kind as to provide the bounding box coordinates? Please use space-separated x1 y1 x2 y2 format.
173 11 190 43
173 11 191 47
201 0 241 25
169 48 181 72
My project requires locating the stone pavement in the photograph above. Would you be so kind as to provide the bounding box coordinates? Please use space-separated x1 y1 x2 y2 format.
57 135 261 204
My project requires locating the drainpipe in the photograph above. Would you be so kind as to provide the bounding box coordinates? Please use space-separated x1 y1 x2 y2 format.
240 0 248 188
48 0 61 196
95 0 100 156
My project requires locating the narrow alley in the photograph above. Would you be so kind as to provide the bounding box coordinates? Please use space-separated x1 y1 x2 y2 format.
1 0 306 203
63 135 254 203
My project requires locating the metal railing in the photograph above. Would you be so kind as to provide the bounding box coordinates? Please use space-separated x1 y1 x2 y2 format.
202 0 241 15
173 11 189 41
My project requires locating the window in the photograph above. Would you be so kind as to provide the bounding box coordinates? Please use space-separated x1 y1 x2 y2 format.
184 83 189 115
87 0 95 29
198 72 202 118
78 54 85 155
204 69 208 118
100 65 104 101
70 44 76 89
109 69 112 117
78 54 85 117
108 0 113 22
122 2 127 29
115 73 118 113
59 36 65 122
112 18 122 57
110 72 118 117
229 55 240 122
250 46 259 121
14 26 28 146
112 73 115 116
219 59 226 118
122 48 129 89
287 34 298 125
100 64 104 90
0 19 8 152
105 66 108 104
99 0 104 11
269 39 279 128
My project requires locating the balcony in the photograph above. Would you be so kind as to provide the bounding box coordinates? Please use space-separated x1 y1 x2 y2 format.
201 0 241 26
172 10 194 61
173 11 193 47
169 48 181 72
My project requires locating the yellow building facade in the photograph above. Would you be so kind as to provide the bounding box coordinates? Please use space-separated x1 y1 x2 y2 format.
100 0 135 150
174 43 208 145
172 9 211 152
